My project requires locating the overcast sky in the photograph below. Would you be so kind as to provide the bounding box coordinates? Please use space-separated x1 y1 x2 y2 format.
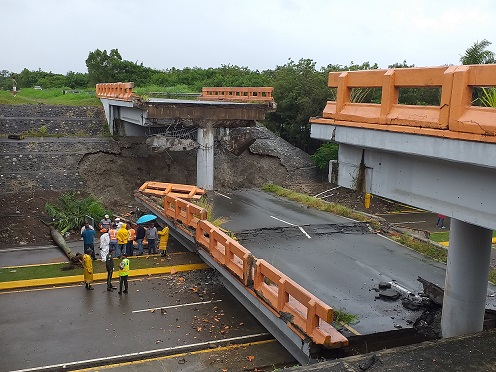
3 0 495 74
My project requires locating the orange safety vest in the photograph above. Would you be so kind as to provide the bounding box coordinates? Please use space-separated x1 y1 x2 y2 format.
128 228 136 241
109 228 117 241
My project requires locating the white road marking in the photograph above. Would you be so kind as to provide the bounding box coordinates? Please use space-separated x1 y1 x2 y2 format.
11 333 272 372
132 299 223 313
214 191 231 199
270 216 311 239
298 226 312 239
270 216 296 226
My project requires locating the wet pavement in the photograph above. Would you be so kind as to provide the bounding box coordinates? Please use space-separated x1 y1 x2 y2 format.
210 189 496 336
0 270 284 371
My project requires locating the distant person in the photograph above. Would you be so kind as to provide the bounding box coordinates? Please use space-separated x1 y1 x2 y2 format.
99 229 110 262
436 214 446 229
116 223 129 259
109 224 118 257
81 223 96 260
136 224 146 256
118 253 130 295
106 247 116 292
127 223 136 256
145 222 158 254
158 226 169 257
80 222 94 236
115 217 123 230
99 214 112 232
83 249 94 290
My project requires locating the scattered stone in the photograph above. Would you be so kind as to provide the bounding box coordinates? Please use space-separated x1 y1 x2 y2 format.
378 289 400 300
378 281 391 289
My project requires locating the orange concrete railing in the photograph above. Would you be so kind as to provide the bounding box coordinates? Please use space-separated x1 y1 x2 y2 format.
135 183 348 349
254 259 348 347
139 182 206 200
95 82 135 101
199 87 274 102
311 64 496 142
196 220 252 286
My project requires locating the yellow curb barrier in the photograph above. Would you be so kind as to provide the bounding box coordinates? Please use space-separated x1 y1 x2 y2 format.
0 263 208 291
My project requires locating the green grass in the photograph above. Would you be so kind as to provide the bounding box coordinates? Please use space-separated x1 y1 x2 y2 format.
393 234 448 263
0 89 100 106
0 256 171 282
429 231 450 243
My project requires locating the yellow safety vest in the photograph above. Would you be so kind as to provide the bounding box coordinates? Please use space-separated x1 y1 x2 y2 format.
119 258 130 276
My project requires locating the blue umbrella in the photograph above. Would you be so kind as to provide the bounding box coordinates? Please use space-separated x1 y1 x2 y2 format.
136 214 157 224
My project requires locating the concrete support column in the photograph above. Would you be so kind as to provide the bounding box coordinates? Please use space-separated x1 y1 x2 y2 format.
197 126 214 190
441 218 492 337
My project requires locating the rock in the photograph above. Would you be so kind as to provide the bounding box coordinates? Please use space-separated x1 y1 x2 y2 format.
378 289 400 300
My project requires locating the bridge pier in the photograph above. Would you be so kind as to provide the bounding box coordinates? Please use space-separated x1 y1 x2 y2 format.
197 126 215 190
441 219 492 337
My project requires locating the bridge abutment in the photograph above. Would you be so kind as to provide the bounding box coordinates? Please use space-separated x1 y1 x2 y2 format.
441 219 492 337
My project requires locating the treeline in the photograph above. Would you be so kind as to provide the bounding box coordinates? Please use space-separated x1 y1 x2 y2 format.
1 40 493 156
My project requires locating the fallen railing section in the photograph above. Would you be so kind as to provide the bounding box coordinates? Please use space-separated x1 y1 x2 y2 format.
311 64 496 142
135 183 348 356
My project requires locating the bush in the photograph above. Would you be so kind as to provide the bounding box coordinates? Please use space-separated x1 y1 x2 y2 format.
312 143 338 170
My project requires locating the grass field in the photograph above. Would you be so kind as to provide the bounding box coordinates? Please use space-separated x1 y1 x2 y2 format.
0 88 101 106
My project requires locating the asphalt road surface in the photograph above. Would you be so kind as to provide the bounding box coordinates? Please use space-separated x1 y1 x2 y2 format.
0 270 270 371
211 189 496 335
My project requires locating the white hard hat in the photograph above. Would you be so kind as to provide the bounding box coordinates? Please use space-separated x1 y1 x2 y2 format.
105 214 109 219
115 217 120 221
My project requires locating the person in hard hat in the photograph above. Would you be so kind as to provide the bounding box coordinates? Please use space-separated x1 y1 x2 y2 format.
126 223 136 256
114 217 122 230
158 226 169 257
145 222 158 254
118 253 130 295
99 214 112 233
99 229 110 262
116 223 129 259
83 249 94 290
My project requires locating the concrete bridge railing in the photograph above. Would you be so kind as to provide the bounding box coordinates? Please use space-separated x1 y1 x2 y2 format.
311 64 496 142
135 183 348 354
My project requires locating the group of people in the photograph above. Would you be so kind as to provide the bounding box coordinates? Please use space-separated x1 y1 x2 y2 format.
81 214 170 293
82 248 129 294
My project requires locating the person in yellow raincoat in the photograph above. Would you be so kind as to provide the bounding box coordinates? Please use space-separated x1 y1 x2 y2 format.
83 249 94 290
158 226 169 257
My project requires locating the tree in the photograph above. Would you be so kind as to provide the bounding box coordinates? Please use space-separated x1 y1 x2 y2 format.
264 58 329 152
85 48 124 85
460 39 495 65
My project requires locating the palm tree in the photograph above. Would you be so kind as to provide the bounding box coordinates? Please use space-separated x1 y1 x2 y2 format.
460 39 495 65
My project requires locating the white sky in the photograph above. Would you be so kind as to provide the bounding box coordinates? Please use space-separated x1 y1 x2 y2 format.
3 0 495 74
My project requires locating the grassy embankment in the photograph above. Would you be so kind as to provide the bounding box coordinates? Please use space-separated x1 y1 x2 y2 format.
262 184 496 285
0 88 101 106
